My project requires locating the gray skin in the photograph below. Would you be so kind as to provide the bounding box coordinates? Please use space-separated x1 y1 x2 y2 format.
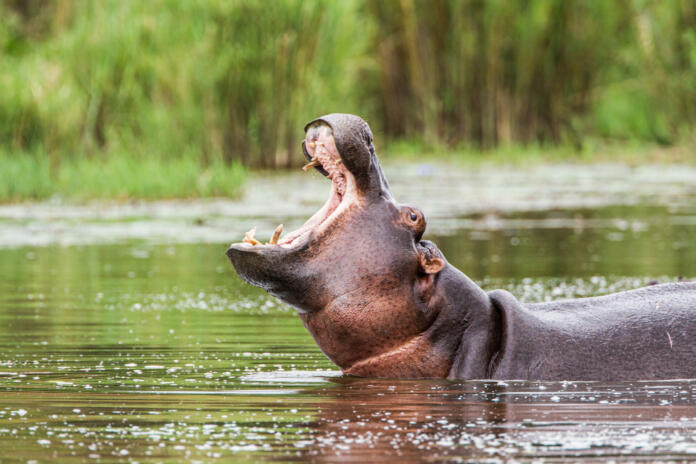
227 113 696 381
463 282 696 380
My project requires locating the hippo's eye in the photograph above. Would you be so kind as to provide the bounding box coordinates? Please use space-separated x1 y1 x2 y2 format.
409 212 418 222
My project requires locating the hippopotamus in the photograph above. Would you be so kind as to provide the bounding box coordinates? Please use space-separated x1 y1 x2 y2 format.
226 113 696 381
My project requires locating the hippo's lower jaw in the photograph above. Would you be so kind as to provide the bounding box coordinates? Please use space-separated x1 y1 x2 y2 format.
228 163 356 253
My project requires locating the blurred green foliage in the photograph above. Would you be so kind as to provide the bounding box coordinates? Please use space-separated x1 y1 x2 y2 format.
0 0 694 200
370 0 696 149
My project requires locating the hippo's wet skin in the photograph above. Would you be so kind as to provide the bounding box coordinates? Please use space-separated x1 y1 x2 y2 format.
226 114 696 381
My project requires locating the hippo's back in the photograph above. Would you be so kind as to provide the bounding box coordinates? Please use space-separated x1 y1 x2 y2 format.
507 282 696 380
528 281 696 315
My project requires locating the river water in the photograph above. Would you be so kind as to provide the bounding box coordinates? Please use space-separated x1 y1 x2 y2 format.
1 162 695 462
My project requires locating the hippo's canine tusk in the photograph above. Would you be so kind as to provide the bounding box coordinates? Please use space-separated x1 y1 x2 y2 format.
302 158 322 171
269 224 283 245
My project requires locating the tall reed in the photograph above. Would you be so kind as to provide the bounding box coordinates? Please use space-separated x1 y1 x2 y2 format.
0 0 694 186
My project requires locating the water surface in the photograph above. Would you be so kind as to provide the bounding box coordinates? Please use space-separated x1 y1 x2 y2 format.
1 163 695 461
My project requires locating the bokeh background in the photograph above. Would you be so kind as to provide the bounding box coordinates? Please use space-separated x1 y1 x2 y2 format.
2 0 695 200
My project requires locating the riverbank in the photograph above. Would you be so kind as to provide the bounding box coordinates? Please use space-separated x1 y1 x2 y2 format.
382 141 696 166
2 144 695 203
0 154 245 202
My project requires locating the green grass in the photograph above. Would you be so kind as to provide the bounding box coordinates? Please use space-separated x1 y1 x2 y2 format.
0 152 54 200
0 152 245 202
0 0 368 171
382 139 696 166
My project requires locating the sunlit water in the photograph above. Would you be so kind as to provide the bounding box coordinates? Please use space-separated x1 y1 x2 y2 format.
1 163 695 461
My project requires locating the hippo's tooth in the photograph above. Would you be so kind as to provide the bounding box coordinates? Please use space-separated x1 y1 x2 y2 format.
269 224 283 245
334 158 342 166
243 227 261 246
308 142 316 148
302 158 321 171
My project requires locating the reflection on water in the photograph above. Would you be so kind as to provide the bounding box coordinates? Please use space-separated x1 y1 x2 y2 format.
4 376 696 462
0 200 695 461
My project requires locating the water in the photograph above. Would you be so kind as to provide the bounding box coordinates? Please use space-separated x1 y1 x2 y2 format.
1 163 695 462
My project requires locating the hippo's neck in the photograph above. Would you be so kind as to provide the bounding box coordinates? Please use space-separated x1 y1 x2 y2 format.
343 333 452 378
439 266 501 379
347 265 500 379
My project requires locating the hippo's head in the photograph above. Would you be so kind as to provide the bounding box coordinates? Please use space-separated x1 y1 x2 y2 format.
227 114 495 378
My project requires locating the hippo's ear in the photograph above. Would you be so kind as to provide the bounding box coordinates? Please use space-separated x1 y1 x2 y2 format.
416 240 445 275
418 252 444 275
415 249 444 305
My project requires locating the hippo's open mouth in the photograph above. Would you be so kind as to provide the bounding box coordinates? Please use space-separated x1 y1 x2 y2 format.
229 123 357 252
